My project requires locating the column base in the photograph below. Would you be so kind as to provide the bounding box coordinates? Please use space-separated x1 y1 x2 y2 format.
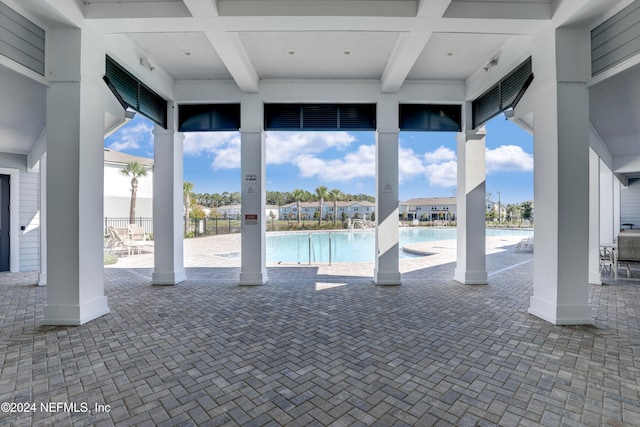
152 270 187 286
239 271 268 286
38 272 47 287
528 296 594 325
454 269 488 285
43 296 110 326
374 270 401 286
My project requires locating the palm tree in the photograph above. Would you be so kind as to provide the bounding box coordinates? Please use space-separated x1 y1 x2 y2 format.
291 188 305 226
183 181 194 235
120 161 148 224
315 186 328 226
329 188 343 226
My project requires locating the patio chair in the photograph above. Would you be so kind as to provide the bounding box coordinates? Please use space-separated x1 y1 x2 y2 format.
127 224 154 252
107 226 143 256
128 224 151 241
515 236 534 252
599 245 614 274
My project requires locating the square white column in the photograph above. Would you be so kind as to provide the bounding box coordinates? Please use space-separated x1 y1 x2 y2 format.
454 129 488 285
374 99 401 285
588 149 601 285
528 28 593 325
239 101 267 285
152 109 186 285
39 154 47 286
43 27 109 325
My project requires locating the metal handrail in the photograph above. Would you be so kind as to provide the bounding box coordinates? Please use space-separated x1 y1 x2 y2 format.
307 232 333 265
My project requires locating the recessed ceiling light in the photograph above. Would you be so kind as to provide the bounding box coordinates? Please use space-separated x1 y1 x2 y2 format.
343 49 352 56
181 50 193 57
446 50 457 57
287 49 296 56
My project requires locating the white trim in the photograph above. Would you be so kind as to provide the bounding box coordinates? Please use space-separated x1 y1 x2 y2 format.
0 168 20 272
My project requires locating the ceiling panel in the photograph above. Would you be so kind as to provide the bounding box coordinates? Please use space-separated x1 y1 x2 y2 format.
239 31 399 79
126 32 232 80
0 65 45 154
407 32 511 80
590 63 640 159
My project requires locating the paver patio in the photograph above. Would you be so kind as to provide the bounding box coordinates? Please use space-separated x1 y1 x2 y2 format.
1 233 639 426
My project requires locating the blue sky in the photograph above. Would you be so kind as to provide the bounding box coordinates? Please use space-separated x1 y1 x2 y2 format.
105 113 533 204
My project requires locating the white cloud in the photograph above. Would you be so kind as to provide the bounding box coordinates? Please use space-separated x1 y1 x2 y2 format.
425 160 458 187
211 137 241 169
266 132 355 165
424 146 456 164
399 146 428 182
107 121 153 152
175 130 532 190
295 144 375 182
183 132 239 156
486 145 533 173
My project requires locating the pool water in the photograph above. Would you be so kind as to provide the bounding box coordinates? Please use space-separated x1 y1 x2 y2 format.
266 228 533 263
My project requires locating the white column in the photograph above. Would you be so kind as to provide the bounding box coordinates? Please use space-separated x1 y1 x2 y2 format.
599 161 615 244
152 104 186 285
39 154 47 286
239 100 267 285
374 99 401 285
43 27 109 325
528 28 593 325
454 128 488 285
588 149 601 285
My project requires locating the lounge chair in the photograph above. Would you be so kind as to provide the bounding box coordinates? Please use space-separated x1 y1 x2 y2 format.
128 224 151 241
107 226 144 255
515 236 534 252
128 224 154 252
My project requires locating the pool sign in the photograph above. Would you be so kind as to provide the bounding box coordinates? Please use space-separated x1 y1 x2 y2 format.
245 173 257 196
245 214 258 225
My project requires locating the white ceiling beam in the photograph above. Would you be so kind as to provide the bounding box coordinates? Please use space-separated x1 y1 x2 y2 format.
218 0 416 17
88 16 547 35
84 2 190 19
28 127 47 171
443 1 552 19
416 0 452 18
381 32 432 93
205 32 259 92
182 0 219 17
22 0 86 28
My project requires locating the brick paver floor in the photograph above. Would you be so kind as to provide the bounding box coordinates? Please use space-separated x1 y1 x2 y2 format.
1 233 639 426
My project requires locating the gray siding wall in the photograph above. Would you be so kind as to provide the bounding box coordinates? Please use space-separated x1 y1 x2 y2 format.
620 178 640 229
592 0 640 76
0 2 45 75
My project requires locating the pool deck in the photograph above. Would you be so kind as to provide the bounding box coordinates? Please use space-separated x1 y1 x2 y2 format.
8 232 640 426
105 233 529 278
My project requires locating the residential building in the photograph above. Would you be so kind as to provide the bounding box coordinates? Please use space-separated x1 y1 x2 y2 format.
400 197 456 221
279 200 375 221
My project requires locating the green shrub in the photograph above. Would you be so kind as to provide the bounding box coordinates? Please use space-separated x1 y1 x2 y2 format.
104 253 118 265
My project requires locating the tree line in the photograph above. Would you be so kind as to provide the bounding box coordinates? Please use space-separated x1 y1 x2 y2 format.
191 189 375 207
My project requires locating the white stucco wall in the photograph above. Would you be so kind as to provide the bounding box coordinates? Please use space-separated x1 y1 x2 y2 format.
104 163 154 218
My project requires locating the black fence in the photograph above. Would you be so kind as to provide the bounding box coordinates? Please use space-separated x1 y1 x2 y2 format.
187 217 242 237
104 217 154 234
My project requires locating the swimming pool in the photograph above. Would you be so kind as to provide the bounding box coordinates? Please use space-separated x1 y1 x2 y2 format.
266 228 533 263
